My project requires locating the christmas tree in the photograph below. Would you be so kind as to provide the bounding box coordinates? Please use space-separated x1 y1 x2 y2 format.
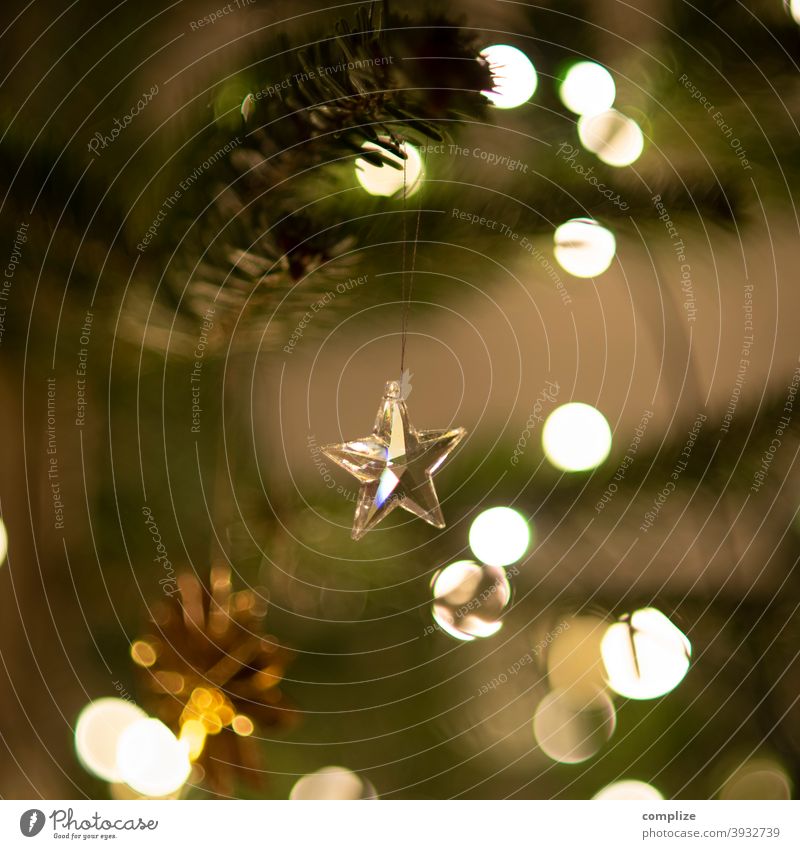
0 0 798 801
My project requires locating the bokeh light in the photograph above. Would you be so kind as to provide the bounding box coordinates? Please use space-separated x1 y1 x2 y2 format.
791 0 800 25
578 109 644 166
178 719 207 761
289 766 377 800
74 698 147 783
480 44 538 109
533 688 616 764
241 93 256 123
553 218 616 278
0 517 7 567
594 779 664 800
355 140 423 198
232 715 255 737
720 759 792 800
130 640 157 667
212 78 250 132
547 615 610 703
431 560 511 641
542 402 612 472
559 61 616 116
116 718 191 797
601 607 691 700
468 506 531 567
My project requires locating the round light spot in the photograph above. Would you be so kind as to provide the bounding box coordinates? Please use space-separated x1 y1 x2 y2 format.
578 109 644 167
480 44 538 109
355 140 423 198
431 560 511 641
553 218 616 278
790 0 800 25
75 698 147 783
116 718 191 798
720 759 792 800
559 62 615 116
547 615 610 703
601 607 691 700
533 688 616 764
130 640 157 668
469 507 531 567
232 715 255 737
0 517 7 567
290 766 377 800
542 402 612 472
594 779 663 800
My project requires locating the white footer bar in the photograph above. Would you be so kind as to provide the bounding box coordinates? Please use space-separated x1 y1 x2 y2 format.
1 800 797 847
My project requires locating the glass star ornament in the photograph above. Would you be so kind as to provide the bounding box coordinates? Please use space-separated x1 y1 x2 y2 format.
323 380 467 540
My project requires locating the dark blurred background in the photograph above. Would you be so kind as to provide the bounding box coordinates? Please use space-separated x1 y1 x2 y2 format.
1 0 800 800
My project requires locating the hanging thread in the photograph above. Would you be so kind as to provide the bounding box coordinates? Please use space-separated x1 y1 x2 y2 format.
399 144 423 376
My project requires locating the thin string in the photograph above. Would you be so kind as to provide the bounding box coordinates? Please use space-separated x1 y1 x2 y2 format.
400 146 423 375
400 151 407 373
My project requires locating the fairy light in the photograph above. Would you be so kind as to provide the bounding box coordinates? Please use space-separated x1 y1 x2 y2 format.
74 698 147 783
559 62 615 116
553 218 616 278
232 715 255 737
533 688 616 763
431 560 510 641
0 517 7 567
130 640 157 667
355 140 423 198
594 780 663 800
468 507 531 567
177 686 237 757
547 615 610 703
601 607 691 700
578 109 644 167
179 719 207 762
480 44 538 109
542 402 612 472
289 766 377 800
720 759 792 800
116 718 192 797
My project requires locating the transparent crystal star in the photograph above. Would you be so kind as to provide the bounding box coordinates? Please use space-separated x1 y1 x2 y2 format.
322 380 467 540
